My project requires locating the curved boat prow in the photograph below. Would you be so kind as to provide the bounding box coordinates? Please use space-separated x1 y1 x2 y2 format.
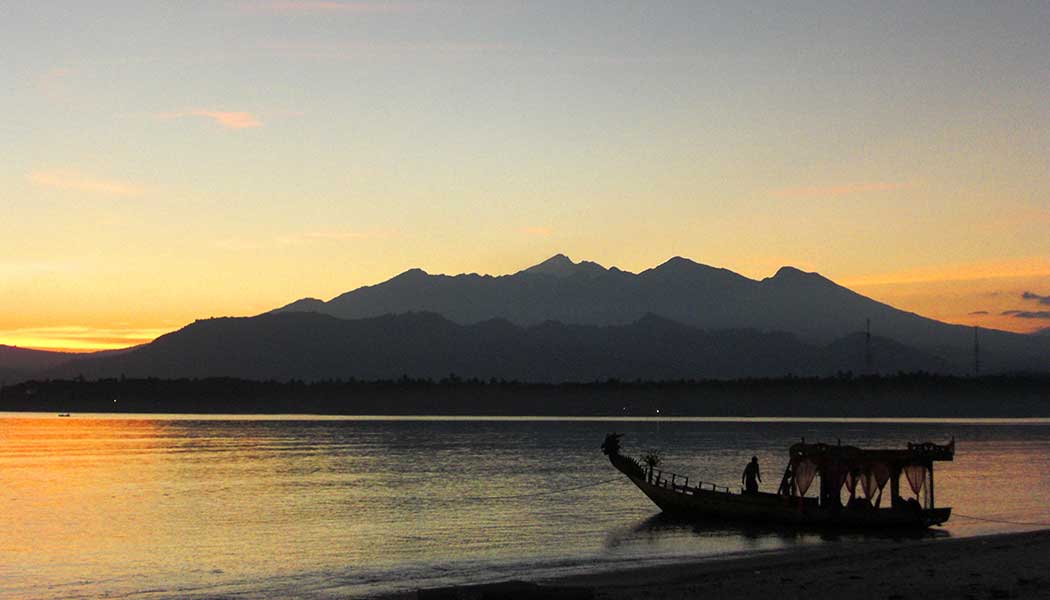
602 433 645 480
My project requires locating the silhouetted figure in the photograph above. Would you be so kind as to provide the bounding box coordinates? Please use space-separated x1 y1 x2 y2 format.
742 456 761 494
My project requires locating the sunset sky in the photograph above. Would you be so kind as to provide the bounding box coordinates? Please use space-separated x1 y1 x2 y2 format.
3 2 1048 351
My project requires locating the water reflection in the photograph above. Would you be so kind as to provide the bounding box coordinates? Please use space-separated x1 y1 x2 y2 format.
607 512 951 553
0 415 1045 600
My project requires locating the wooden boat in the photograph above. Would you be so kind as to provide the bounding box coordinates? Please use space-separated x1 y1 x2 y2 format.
602 433 954 529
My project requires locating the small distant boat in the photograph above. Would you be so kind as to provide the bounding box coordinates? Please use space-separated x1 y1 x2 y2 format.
57 413 71 417
602 433 954 529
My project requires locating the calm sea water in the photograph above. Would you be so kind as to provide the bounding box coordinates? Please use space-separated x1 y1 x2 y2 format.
2 414 1049 599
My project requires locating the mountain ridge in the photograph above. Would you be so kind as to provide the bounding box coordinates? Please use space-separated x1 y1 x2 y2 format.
4 255 1047 384
272 254 1048 373
0 345 81 382
44 311 949 383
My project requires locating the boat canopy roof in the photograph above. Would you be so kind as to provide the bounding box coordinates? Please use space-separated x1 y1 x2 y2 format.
788 438 954 470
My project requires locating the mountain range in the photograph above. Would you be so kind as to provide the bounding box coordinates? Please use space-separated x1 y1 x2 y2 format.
3 255 1047 383
275 254 1048 374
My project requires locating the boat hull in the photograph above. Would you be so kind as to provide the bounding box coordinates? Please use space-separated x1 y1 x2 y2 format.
611 454 950 529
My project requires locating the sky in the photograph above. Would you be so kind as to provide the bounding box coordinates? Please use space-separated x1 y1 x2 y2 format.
2 1 1049 351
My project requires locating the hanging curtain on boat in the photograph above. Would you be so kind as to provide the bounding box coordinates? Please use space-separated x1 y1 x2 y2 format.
903 464 927 497
859 463 891 500
794 460 817 497
873 462 890 489
860 467 876 499
845 469 860 499
872 463 891 507
827 465 848 499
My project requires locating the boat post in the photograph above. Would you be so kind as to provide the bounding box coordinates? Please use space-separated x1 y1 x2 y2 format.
928 461 935 509
890 466 901 508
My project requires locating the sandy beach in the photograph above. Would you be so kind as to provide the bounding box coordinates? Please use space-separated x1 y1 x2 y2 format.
402 529 1050 600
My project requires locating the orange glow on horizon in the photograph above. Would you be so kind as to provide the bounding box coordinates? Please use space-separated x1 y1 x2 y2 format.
2 255 1048 354
839 257 1050 287
0 327 169 353
849 262 1050 336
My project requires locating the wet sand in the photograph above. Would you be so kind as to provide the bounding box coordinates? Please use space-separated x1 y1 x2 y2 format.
399 529 1050 600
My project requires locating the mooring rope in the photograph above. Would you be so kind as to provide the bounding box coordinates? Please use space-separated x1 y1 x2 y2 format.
463 476 623 501
951 512 1050 527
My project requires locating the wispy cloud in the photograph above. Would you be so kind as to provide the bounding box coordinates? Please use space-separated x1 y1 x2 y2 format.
1022 291 1050 306
1001 310 1050 320
770 182 907 199
968 310 989 315
161 110 263 129
213 238 267 251
256 40 506 61
0 258 86 279
28 170 144 197
277 229 397 244
216 229 395 250
520 226 552 237
246 1 412 14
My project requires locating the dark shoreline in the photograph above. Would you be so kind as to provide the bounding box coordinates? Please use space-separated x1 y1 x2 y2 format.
3 374 1050 417
383 529 1050 600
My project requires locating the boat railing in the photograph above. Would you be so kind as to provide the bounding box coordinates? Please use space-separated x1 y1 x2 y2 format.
649 469 733 495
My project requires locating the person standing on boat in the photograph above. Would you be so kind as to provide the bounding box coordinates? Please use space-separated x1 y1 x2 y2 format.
742 456 762 493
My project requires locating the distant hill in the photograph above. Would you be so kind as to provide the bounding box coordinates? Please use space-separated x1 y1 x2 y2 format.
0 345 79 383
46 312 948 383
6 375 1049 417
273 255 1050 374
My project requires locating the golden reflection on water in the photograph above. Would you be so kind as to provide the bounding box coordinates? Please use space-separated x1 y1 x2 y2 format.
1 415 1049 599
